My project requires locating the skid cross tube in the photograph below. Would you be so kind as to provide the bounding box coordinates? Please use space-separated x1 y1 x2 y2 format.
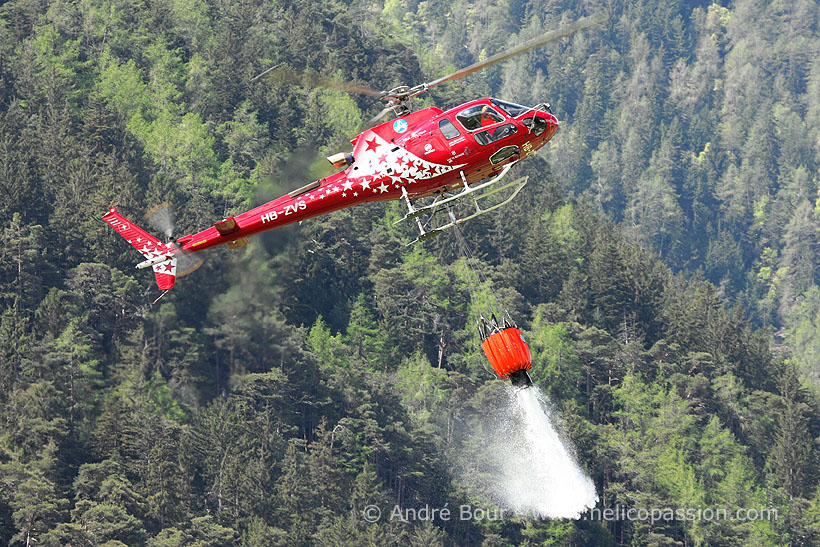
396 162 517 224
402 175 529 245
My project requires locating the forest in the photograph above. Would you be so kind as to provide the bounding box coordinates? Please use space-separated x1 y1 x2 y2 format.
1 0 819 545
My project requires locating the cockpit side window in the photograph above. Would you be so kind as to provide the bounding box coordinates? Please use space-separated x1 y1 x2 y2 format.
474 123 518 146
491 99 530 117
522 116 547 136
438 119 461 139
456 105 504 131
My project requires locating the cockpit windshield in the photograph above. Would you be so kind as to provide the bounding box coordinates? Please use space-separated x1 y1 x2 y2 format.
491 99 531 117
456 105 504 131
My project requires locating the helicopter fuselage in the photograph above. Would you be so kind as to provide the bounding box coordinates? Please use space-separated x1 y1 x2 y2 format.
174 98 558 253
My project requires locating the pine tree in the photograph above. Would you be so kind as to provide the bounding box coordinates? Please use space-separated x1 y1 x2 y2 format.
0 215 46 314
767 366 814 501
8 472 69 547
587 236 633 333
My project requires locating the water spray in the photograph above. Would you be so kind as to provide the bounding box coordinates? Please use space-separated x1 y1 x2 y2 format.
499 386 598 517
443 209 596 517
457 384 598 519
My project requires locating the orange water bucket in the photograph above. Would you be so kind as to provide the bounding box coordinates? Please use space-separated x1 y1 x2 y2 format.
481 327 532 379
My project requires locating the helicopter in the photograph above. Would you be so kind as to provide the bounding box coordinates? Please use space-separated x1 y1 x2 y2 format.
103 13 607 296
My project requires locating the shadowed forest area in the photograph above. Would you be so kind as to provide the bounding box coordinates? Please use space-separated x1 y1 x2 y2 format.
1 0 820 545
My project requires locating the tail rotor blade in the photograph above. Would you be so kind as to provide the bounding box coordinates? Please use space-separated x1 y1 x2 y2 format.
146 202 204 277
175 251 203 278
145 203 175 241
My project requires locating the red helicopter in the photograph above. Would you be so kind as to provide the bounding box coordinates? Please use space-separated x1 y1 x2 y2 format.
103 14 606 296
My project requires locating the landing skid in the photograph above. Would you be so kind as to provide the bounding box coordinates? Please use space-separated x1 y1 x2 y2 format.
396 163 528 245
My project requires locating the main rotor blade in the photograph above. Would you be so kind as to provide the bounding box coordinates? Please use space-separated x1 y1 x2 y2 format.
254 65 385 98
369 104 396 123
425 12 609 90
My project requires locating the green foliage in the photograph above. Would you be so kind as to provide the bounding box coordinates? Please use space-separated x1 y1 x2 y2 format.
527 310 583 404
149 516 237 546
308 315 348 371
0 0 818 545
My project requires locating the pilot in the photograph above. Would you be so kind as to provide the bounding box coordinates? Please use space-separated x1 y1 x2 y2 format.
480 105 497 127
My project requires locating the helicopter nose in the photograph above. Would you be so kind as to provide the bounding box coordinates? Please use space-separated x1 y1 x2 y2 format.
543 113 558 141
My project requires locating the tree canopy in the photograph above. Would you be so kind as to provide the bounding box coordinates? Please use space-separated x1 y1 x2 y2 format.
1 0 819 545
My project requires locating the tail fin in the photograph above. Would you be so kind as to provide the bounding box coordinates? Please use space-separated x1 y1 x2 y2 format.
102 208 176 291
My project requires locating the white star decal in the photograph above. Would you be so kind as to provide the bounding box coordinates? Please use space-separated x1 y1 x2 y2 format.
353 192 358 197
136 237 142 243
342 192 347 197
342 181 353 191
350 130 466 190
377 182 389 193
320 194 325 199
153 260 176 275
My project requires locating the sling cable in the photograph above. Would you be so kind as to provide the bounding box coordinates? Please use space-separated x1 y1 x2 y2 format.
447 207 533 388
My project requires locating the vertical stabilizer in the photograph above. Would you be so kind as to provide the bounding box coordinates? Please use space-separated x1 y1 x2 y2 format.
102 208 176 292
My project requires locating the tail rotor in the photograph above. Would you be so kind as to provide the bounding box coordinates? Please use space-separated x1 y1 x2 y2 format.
145 203 203 277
